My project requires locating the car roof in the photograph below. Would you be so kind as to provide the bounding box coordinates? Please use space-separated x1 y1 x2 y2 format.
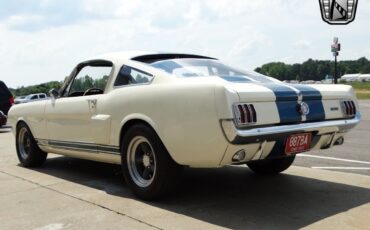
88 51 216 63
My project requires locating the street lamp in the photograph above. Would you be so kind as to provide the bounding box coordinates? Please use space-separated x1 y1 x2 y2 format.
331 37 341 84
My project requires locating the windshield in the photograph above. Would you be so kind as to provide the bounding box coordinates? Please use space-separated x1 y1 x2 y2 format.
150 58 274 83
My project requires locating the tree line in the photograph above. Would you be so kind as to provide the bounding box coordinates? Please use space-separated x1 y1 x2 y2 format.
254 57 370 81
10 75 111 97
10 81 63 97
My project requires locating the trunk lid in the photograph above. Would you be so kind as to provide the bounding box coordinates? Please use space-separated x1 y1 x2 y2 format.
224 82 355 125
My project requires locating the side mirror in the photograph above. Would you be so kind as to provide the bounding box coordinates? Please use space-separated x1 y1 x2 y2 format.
49 88 59 98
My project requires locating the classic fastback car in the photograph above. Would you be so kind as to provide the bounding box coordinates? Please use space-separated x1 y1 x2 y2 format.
8 52 360 200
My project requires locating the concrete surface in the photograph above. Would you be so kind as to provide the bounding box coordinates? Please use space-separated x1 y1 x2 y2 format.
294 100 370 176
0 101 370 229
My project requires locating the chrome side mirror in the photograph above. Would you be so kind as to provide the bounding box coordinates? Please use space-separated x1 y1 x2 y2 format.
49 88 59 98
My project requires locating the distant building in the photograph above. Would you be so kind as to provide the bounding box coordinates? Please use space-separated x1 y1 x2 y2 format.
358 74 370 82
340 73 361 82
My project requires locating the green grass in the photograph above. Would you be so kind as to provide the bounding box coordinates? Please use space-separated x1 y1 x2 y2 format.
341 82 370 99
344 82 370 90
356 92 370 100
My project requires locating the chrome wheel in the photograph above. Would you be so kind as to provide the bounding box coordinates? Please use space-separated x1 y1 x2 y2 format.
18 127 31 160
127 136 157 188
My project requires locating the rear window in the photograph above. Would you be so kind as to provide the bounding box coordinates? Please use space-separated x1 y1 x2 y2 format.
150 58 273 83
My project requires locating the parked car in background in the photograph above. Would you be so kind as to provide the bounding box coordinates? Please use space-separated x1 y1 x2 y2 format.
14 96 26 104
8 52 360 200
0 110 7 127
16 93 48 104
0 80 14 115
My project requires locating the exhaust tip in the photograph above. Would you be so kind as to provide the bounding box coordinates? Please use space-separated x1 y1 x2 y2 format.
232 150 246 162
334 137 344 146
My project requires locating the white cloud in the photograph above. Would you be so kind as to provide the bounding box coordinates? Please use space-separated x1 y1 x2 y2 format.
292 40 312 50
4 14 44 30
0 0 369 88
228 31 272 57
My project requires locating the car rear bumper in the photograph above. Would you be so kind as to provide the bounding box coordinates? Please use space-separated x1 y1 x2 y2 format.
221 112 361 144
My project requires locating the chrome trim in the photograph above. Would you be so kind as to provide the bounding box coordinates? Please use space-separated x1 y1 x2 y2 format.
221 112 361 144
35 139 120 155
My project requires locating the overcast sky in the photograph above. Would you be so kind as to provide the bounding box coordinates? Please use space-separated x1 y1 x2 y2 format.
0 0 369 88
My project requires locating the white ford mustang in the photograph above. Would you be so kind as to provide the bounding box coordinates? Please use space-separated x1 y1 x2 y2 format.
8 52 360 200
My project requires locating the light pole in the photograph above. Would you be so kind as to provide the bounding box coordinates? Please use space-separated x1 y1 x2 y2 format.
331 37 341 84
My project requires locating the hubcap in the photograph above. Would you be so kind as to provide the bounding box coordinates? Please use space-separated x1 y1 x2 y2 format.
127 136 156 188
18 127 31 160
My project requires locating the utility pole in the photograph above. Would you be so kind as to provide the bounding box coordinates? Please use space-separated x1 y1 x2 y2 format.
331 37 341 84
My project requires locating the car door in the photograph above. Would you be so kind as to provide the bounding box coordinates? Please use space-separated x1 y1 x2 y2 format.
44 61 113 149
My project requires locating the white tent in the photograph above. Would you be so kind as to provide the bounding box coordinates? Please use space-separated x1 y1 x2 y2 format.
340 74 361 82
359 74 370 82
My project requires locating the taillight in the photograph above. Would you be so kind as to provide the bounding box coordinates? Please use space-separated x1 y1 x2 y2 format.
341 100 356 117
233 103 257 126
9 96 14 105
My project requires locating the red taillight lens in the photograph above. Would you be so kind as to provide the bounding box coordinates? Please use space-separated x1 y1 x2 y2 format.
9 96 14 105
341 100 356 117
234 103 257 126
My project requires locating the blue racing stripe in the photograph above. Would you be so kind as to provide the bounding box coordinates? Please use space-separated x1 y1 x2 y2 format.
263 83 298 101
262 83 301 123
292 85 322 100
290 85 325 121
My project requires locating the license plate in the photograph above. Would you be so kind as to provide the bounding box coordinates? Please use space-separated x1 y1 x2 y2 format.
285 133 312 155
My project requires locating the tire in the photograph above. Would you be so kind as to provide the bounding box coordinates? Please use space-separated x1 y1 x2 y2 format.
121 124 182 200
16 122 47 167
246 155 296 175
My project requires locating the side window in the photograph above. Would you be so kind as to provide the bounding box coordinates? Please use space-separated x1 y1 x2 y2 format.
31 95 38 100
68 65 112 97
114 66 153 86
39 94 46 99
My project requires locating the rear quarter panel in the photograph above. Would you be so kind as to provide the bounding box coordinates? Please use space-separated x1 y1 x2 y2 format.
105 80 230 167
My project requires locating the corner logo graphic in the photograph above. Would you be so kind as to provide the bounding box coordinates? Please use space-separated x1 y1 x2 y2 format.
319 0 359 25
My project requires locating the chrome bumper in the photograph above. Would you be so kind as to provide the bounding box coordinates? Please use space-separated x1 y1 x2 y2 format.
221 112 361 144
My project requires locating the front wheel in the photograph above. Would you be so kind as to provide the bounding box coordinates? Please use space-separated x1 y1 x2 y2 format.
246 155 296 175
121 124 182 200
16 122 47 167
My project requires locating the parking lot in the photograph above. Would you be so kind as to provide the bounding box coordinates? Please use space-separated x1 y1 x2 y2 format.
294 100 370 176
1 102 370 229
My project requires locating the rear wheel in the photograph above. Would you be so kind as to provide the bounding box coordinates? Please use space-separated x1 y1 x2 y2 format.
16 122 47 167
246 155 295 175
121 124 182 200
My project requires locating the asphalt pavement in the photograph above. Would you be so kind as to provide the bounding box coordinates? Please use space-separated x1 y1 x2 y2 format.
0 101 370 229
294 100 370 176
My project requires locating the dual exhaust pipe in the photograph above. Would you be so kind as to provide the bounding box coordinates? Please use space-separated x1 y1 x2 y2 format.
333 136 344 146
232 136 345 163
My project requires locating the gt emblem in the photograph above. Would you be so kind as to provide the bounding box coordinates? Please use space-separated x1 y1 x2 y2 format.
319 0 359 25
298 102 310 116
